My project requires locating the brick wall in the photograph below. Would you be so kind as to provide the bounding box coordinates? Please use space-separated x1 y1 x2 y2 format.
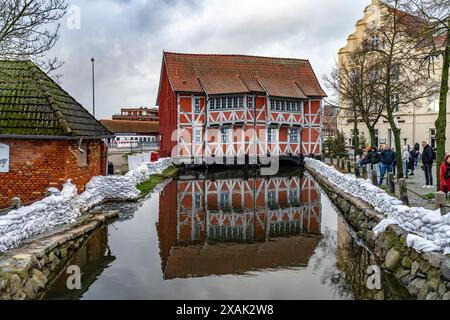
0 139 107 209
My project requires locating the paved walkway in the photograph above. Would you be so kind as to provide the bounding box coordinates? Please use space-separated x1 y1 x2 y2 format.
323 158 446 210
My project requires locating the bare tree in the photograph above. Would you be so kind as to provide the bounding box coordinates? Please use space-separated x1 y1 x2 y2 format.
0 0 68 74
324 45 384 158
324 63 361 160
399 0 449 189
370 0 437 178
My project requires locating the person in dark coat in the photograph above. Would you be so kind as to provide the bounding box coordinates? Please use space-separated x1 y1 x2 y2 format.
408 148 416 175
414 142 420 166
421 141 434 188
379 145 396 185
439 154 450 194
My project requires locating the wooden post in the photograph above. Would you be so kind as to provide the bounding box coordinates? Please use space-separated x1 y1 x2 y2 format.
355 162 360 178
362 166 367 179
330 156 333 165
347 160 351 173
371 169 378 186
398 178 409 205
11 197 22 209
336 157 340 169
435 191 446 215
388 172 395 194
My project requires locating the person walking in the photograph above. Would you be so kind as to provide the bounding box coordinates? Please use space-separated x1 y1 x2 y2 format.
402 146 410 178
439 154 450 194
379 145 396 185
421 141 434 188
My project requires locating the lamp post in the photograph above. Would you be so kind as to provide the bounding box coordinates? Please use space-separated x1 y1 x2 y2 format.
91 57 95 118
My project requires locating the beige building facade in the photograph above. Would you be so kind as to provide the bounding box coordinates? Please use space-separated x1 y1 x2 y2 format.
337 0 450 152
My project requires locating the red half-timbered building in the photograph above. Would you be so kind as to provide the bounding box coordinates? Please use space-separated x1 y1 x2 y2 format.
157 52 326 163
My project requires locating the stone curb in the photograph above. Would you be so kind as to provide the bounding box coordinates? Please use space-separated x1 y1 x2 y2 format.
0 210 119 300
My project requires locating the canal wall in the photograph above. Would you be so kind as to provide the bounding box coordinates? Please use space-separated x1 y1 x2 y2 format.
0 211 118 300
0 158 173 253
305 158 450 300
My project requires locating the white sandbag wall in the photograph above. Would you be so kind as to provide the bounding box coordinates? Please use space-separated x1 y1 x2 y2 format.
0 158 172 252
305 158 450 255
128 152 154 171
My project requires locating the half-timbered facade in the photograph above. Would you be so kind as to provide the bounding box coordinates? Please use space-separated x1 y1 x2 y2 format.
157 52 326 164
158 171 322 278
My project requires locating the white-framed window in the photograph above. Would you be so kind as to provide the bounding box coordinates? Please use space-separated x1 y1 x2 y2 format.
430 128 436 148
289 127 299 143
390 94 399 112
194 97 201 113
194 193 202 209
221 127 229 143
267 127 277 143
220 192 230 209
194 128 202 143
289 189 298 204
248 96 254 109
267 190 277 208
270 99 303 113
371 34 379 48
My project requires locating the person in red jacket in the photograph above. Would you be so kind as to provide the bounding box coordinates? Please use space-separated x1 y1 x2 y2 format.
439 154 450 193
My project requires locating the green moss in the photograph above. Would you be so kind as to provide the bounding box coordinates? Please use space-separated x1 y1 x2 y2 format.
424 193 435 199
136 166 178 195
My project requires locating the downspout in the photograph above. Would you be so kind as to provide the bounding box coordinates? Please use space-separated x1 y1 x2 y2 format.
77 138 84 153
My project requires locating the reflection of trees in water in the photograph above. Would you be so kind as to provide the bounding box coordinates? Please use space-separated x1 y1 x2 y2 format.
310 227 354 299
312 217 412 300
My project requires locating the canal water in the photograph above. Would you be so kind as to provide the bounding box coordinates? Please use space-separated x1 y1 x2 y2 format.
43 168 411 300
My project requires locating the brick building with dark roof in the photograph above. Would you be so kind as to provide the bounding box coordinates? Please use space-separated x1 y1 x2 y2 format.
0 60 113 209
157 52 326 161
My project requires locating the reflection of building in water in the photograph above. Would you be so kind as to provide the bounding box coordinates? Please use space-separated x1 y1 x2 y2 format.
157 173 322 279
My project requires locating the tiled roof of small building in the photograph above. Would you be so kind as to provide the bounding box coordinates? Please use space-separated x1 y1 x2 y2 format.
162 52 327 99
0 60 112 138
99 119 159 134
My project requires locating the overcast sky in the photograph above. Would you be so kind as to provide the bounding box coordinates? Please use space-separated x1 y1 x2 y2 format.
51 0 369 120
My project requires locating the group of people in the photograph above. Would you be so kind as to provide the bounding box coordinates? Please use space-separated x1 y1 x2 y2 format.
357 141 438 189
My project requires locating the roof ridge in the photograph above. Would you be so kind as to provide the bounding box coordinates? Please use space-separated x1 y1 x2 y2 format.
27 62 74 135
163 51 310 62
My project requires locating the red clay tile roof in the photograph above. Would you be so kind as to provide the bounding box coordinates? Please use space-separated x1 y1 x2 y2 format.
162 52 326 99
258 78 307 99
198 75 249 95
99 120 159 134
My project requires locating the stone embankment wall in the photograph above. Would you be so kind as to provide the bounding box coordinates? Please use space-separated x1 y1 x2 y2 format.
306 161 450 300
0 211 118 300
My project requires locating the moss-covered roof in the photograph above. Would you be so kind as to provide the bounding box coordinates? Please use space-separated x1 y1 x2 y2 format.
0 60 112 137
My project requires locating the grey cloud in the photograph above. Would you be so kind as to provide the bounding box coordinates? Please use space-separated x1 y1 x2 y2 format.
50 0 368 119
